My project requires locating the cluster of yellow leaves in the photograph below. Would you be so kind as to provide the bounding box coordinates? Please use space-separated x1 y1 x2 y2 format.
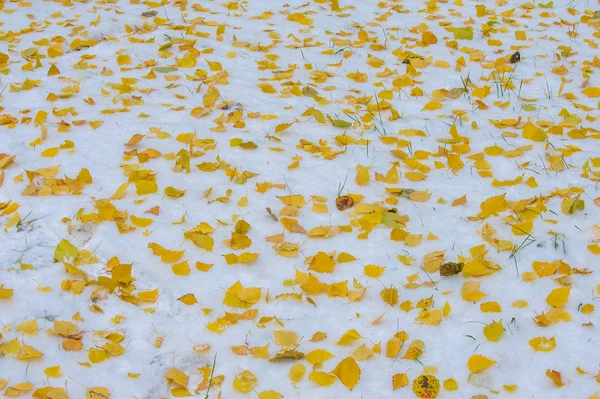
2 0 600 397
19 166 92 197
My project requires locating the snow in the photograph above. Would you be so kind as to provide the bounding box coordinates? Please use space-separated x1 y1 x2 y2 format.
1 0 600 398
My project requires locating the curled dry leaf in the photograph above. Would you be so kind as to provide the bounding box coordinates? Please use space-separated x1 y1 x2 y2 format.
439 262 464 276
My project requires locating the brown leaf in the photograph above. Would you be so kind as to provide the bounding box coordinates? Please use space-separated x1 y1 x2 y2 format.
336 195 355 211
510 51 521 64
440 262 464 276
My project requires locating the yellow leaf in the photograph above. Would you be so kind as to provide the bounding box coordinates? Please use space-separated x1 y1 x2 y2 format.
447 154 463 171
177 294 198 306
452 194 467 206
364 264 385 277
203 85 220 108
309 371 336 387
402 340 424 359
384 165 399 183
422 31 438 44
250 344 269 359
17 319 37 336
138 289 158 302
332 119 352 128
4 212 19 232
171 260 190 276
0 154 15 170
380 286 399 306
546 287 570 308
277 194 306 207
467 354 496 373
171 387 192 397
41 147 60 157
443 301 451 317
196 261 213 272
483 320 503 341
309 252 335 273
453 27 474 40
379 89 394 100
117 54 131 65
405 171 427 181
0 338 20 355
289 364 306 383
351 344 373 360
5 382 34 396
206 60 222 71
546 369 564 387
223 281 252 308
258 83 277 94
477 194 508 218
53 320 78 336
461 280 486 301
44 365 61 377
582 86 600 97
258 391 283 399
443 378 458 391
54 240 79 263
480 301 502 312
337 329 361 345
130 215 153 227
112 182 129 200
166 368 189 387
274 330 299 348
511 220 533 236
408 190 430 202
232 370 257 393
422 100 442 111
306 349 335 365
224 254 239 264
88 348 109 363
581 303 595 313
33 387 69 399
332 357 361 390
135 180 158 195
86 387 110 399
239 252 259 264
189 233 214 252
148 242 185 263
529 336 556 352
355 164 370 186
275 122 293 133
561 197 585 215
588 244 600 255
178 53 197 68
472 86 490 98
522 121 547 142
34 110 48 125
238 287 261 305
337 252 357 263
415 309 442 326
393 373 409 390
164 186 186 197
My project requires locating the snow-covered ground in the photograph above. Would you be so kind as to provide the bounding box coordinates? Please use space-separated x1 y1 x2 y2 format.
1 0 600 397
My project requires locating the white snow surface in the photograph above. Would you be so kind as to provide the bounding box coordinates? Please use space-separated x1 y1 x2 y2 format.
1 0 600 398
